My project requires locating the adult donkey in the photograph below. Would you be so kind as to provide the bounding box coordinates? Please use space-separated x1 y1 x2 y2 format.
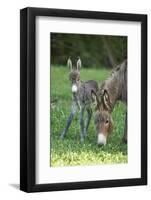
92 59 127 146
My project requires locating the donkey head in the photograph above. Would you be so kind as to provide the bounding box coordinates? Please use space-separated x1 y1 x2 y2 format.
92 89 113 146
68 57 81 94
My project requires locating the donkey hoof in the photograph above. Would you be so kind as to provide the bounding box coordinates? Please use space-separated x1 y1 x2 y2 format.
122 137 127 144
60 134 65 140
80 137 84 144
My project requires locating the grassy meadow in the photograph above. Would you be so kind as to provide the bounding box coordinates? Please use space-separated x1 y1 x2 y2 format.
50 66 127 167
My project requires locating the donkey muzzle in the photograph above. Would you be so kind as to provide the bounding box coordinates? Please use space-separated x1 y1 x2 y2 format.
72 84 78 93
97 133 106 146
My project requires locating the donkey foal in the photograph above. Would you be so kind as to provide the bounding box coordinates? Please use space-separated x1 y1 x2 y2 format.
60 57 98 143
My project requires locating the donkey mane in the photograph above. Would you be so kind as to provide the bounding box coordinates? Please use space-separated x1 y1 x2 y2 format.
99 59 127 110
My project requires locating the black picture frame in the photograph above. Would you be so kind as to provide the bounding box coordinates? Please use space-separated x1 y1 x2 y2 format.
20 7 147 192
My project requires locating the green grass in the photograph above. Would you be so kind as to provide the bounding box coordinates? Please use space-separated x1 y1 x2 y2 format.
50 66 127 167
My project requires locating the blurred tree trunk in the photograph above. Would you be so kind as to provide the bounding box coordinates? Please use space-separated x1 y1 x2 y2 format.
102 36 117 68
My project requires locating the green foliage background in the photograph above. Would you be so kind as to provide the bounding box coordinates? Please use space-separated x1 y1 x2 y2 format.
51 33 127 68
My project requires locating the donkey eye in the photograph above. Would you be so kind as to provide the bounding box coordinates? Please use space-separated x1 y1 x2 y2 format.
105 120 109 124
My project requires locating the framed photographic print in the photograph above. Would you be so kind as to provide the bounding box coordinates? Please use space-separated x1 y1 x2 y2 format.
20 7 147 192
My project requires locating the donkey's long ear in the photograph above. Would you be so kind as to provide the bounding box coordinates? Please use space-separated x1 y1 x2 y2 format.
102 90 112 112
67 57 72 71
91 90 100 109
76 57 82 70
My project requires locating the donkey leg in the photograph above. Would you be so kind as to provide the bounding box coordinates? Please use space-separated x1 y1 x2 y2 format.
79 106 85 143
60 102 77 139
122 112 127 143
84 108 92 137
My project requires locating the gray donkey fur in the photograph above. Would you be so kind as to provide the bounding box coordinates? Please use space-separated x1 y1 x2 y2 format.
60 57 98 143
92 59 127 145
